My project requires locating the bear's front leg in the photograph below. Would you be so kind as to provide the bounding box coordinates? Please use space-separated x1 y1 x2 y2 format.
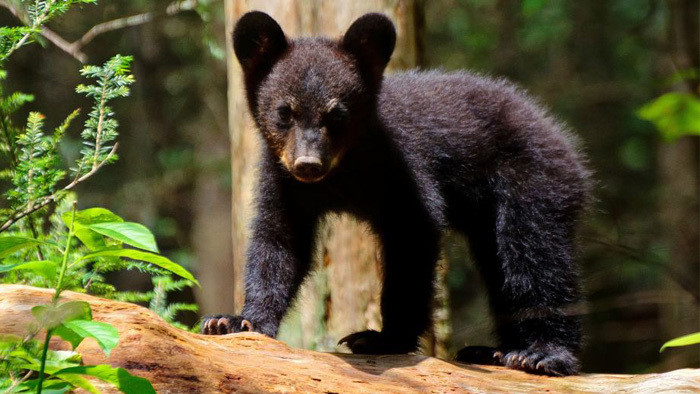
202 174 317 337
340 218 441 354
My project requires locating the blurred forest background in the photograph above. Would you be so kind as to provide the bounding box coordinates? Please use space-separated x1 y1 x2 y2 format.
1 0 698 374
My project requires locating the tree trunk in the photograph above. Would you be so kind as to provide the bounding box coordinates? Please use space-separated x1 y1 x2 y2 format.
658 0 700 370
224 0 449 354
191 71 235 315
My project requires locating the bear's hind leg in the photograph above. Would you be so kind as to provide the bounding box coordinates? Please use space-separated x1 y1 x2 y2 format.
456 176 583 376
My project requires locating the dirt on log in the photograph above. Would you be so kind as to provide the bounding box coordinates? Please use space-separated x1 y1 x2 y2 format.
1 285 699 393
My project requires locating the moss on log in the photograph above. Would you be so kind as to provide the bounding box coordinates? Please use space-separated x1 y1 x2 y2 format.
1 285 699 393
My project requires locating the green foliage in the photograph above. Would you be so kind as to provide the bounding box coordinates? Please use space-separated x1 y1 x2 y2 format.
0 3 197 393
638 91 700 141
1 334 150 394
74 55 134 175
6 111 68 207
0 204 197 392
660 332 700 353
86 222 158 253
0 0 97 62
54 365 155 394
0 55 133 234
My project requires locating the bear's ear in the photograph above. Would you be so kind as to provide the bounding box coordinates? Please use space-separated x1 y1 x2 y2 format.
341 13 396 87
233 11 288 75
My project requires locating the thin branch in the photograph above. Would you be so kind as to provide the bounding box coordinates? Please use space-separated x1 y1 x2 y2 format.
0 0 210 63
92 74 108 170
76 12 156 50
0 143 118 232
40 26 87 62
0 0 56 60
3 369 34 393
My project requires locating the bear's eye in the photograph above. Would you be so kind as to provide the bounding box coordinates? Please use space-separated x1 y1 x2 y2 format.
323 106 348 130
276 105 293 129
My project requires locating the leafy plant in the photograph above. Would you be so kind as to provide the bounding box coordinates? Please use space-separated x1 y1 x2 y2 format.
1 202 199 393
0 2 200 393
0 0 97 62
0 54 134 232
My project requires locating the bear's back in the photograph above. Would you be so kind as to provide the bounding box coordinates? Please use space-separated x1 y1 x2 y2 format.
377 70 583 182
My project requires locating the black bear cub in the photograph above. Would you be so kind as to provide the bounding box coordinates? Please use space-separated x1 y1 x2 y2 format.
202 11 590 376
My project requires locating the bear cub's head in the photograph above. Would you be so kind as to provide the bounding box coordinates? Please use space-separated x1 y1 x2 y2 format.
233 11 396 183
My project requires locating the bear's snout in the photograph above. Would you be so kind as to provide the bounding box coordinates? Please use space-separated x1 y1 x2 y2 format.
293 156 325 182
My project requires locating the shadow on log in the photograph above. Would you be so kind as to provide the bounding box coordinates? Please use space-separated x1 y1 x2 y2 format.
1 284 699 393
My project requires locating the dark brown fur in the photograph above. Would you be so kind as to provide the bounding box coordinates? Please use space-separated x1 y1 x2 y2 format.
202 12 591 376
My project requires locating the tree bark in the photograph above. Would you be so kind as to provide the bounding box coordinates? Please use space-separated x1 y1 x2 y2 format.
658 0 700 370
191 79 235 316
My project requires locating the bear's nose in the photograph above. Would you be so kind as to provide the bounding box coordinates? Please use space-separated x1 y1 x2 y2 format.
294 156 324 180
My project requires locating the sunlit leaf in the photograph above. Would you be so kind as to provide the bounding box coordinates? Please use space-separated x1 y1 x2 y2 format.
53 324 86 350
0 260 58 278
17 378 72 394
59 320 118 356
18 363 100 394
62 207 124 227
0 236 42 258
88 222 158 253
660 332 700 352
62 208 125 250
638 92 700 141
32 301 92 329
82 249 198 285
54 365 155 394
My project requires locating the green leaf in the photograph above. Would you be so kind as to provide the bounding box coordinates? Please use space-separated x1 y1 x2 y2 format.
638 92 700 141
53 324 86 350
54 365 155 394
62 208 125 250
88 222 159 253
0 260 58 278
45 372 101 394
15 364 100 394
0 236 43 258
62 207 124 227
59 320 118 356
660 332 700 352
82 249 198 285
17 378 72 394
73 224 109 251
32 301 92 329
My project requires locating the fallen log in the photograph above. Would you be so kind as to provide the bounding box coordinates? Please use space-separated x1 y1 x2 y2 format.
1 284 699 393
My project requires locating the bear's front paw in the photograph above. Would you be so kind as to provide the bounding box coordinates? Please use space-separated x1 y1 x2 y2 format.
338 330 417 354
456 344 580 376
200 314 253 335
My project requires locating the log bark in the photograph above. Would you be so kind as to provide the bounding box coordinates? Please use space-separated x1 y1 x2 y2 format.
2 285 699 393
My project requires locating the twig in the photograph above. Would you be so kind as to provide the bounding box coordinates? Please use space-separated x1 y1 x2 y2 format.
3 369 34 393
0 0 209 63
0 143 118 232
40 27 87 62
1 0 56 60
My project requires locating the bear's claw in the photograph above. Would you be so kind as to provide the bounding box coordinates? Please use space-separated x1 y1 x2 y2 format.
456 344 579 376
201 314 252 335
